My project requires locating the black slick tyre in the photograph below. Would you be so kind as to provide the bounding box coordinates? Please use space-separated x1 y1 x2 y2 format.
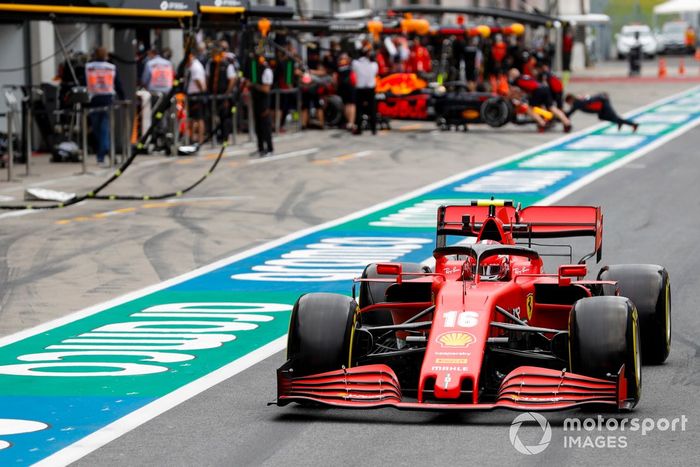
286 293 357 376
598 264 671 364
480 97 512 128
323 95 344 127
569 296 641 409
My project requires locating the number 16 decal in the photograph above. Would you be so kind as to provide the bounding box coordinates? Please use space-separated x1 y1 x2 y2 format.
443 311 479 328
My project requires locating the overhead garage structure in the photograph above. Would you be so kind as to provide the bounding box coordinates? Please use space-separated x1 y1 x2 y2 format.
0 1 197 26
0 0 293 132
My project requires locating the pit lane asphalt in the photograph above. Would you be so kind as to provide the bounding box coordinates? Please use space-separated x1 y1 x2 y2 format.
71 120 700 467
1 81 697 465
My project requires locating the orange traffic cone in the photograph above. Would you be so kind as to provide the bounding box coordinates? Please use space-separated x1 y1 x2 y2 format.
694 49 700 61
679 58 686 75
658 57 667 78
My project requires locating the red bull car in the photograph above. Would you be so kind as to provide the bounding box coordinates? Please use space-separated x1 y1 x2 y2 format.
376 74 551 130
275 201 671 411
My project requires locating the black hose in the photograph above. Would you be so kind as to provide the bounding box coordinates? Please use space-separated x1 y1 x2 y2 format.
0 143 226 210
93 142 226 201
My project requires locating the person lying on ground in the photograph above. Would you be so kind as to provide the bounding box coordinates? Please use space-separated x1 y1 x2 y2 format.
564 93 639 132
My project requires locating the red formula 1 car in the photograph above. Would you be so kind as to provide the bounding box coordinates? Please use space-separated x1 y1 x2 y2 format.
275 201 672 412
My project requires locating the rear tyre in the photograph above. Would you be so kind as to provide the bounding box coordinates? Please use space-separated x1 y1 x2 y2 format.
569 296 641 409
481 97 512 128
598 264 671 364
323 95 344 127
286 293 357 376
359 262 428 326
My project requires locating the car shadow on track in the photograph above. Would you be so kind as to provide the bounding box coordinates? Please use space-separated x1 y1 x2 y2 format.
270 408 600 426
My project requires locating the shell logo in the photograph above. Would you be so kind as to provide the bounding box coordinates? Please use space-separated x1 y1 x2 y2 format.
437 332 475 348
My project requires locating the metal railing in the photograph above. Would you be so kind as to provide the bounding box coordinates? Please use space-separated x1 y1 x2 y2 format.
183 93 239 147
182 87 302 149
271 87 303 134
2 86 39 181
3 110 14 182
77 100 131 173
2 84 311 183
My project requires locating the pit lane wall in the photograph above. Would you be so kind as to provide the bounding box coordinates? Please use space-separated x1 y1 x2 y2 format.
2 86 700 465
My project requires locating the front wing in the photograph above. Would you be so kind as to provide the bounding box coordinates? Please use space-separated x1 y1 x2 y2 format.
276 364 633 411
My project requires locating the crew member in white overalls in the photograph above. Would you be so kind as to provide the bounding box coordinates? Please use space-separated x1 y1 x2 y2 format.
86 46 124 166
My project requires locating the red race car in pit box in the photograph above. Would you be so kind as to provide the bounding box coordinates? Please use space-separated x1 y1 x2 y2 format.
275 200 671 412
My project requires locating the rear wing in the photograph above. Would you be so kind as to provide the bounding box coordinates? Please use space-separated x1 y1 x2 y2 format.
436 202 603 263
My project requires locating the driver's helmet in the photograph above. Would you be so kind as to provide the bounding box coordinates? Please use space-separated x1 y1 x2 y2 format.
478 240 510 281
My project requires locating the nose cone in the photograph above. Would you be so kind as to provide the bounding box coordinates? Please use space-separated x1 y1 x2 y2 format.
432 370 469 399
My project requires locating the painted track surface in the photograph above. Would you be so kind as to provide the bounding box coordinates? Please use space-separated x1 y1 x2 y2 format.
0 82 696 466
80 104 700 467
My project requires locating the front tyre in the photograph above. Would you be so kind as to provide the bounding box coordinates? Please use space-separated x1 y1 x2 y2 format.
323 95 344 127
286 293 357 376
598 264 671 364
569 296 641 409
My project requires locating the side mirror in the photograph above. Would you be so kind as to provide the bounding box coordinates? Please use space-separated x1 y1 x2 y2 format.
376 263 402 276
558 264 587 286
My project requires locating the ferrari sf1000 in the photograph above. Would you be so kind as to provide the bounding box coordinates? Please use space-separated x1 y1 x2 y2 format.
275 201 671 412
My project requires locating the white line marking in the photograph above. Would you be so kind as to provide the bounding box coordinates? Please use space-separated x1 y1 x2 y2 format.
0 209 40 220
247 148 319 165
519 151 613 168
566 135 646 150
0 201 88 220
6 85 700 465
164 196 253 203
33 336 287 467
454 170 571 193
